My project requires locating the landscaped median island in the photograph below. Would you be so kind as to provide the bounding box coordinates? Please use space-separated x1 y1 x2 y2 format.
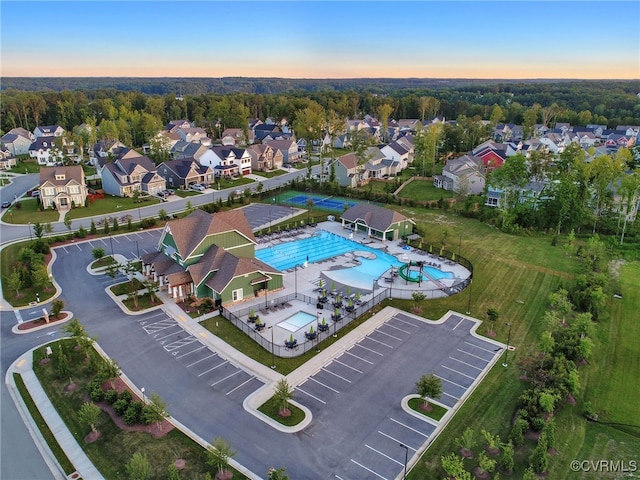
25 337 250 480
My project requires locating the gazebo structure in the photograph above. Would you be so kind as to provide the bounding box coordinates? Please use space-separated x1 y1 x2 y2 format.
340 203 415 242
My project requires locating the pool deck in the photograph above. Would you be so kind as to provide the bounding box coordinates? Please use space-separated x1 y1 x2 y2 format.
227 220 472 347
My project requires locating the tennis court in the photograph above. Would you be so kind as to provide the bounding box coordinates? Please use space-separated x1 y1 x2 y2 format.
278 193 357 212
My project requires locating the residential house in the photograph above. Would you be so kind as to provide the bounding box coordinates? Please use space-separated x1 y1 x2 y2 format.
253 123 281 142
340 203 415 242
0 147 17 170
472 140 507 169
209 146 252 177
1 128 34 156
157 158 214 189
29 137 64 166
605 133 635 150
485 181 549 208
433 155 485 196
365 147 400 179
89 139 127 167
34 125 65 138
380 138 413 171
141 209 283 304
38 165 87 210
171 141 217 164
262 138 300 165
335 152 366 187
221 128 252 146
100 151 166 197
246 144 284 172
332 134 350 150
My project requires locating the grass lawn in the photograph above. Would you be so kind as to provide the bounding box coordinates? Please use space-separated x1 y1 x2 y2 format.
175 189 200 198
398 178 455 202
257 397 305 427
91 256 116 269
255 169 286 179
122 293 161 311
407 398 448 422
32 339 248 480
358 179 397 196
65 195 160 221
109 278 144 296
0 240 56 306
12 373 76 475
1 198 59 224
9 159 41 174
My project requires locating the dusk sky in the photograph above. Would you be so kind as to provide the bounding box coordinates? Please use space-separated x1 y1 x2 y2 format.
2 1 639 79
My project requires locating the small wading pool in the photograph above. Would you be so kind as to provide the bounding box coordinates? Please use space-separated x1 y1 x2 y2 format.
278 311 316 332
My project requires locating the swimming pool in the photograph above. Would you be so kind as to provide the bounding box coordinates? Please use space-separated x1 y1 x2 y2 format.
400 264 454 282
278 311 316 332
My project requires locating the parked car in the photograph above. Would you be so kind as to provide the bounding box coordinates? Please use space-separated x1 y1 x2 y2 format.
1 201 11 209
164 189 175 195
190 184 205 191
31 191 40 197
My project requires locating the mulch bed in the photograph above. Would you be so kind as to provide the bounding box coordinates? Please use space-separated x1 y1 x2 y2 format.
17 312 71 330
96 377 174 439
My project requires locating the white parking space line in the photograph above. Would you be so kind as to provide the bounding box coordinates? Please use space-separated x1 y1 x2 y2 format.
308 377 340 393
456 348 488 362
354 343 384 356
144 324 175 334
176 345 206 359
350 459 388 480
139 313 171 324
335 475 346 480
390 418 429 437
365 336 394 349
442 391 459 401
164 338 198 351
449 356 483 371
393 316 421 328
365 445 403 466
211 370 241 386
322 367 352 383
154 330 183 342
464 341 497 354
452 318 465 330
112 237 120 243
441 364 475 380
296 387 326 404
375 330 402 341
75 243 82 251
333 358 364 373
186 353 216 368
226 377 255 396
384 323 412 334
198 360 229 377
344 351 374 365
377 431 417 451
435 374 467 390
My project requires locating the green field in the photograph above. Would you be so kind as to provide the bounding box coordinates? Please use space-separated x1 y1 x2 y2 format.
65 194 160 221
397 178 455 202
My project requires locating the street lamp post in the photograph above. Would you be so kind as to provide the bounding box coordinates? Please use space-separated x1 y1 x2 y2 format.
109 235 114 256
502 323 513 367
400 443 408 479
141 387 145 403
294 264 298 299
466 278 472 315
135 240 140 260
268 326 276 369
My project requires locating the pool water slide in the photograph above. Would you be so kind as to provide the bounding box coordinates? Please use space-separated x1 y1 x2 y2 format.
398 261 446 289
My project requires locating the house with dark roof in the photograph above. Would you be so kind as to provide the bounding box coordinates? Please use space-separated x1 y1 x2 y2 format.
100 150 166 197
142 209 283 304
38 165 87 210
89 139 127 167
29 137 64 166
157 158 214 189
340 203 415 242
434 155 486 195
34 125 65 138
0 147 17 170
209 145 252 177
262 138 300 164
335 152 366 187
246 144 284 172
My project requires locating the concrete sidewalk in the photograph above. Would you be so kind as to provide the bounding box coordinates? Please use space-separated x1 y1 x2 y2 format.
6 347 104 480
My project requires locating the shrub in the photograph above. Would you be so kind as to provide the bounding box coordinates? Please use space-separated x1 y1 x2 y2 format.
124 401 143 425
104 389 119 404
530 415 546 432
119 389 132 403
88 381 104 402
113 397 130 416
510 418 529 447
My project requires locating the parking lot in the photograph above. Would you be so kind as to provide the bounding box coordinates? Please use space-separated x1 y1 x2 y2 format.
292 311 502 480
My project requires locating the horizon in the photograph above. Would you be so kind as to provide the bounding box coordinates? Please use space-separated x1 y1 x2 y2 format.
1 1 639 80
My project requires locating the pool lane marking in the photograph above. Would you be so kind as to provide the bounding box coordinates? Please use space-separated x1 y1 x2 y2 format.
354 343 384 357
308 376 340 393
344 351 374 365
377 431 418 451
321 367 352 383
296 386 326 404
349 459 387 480
334 358 364 373
390 418 430 437
365 445 404 466
198 360 229 377
449 356 483 371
